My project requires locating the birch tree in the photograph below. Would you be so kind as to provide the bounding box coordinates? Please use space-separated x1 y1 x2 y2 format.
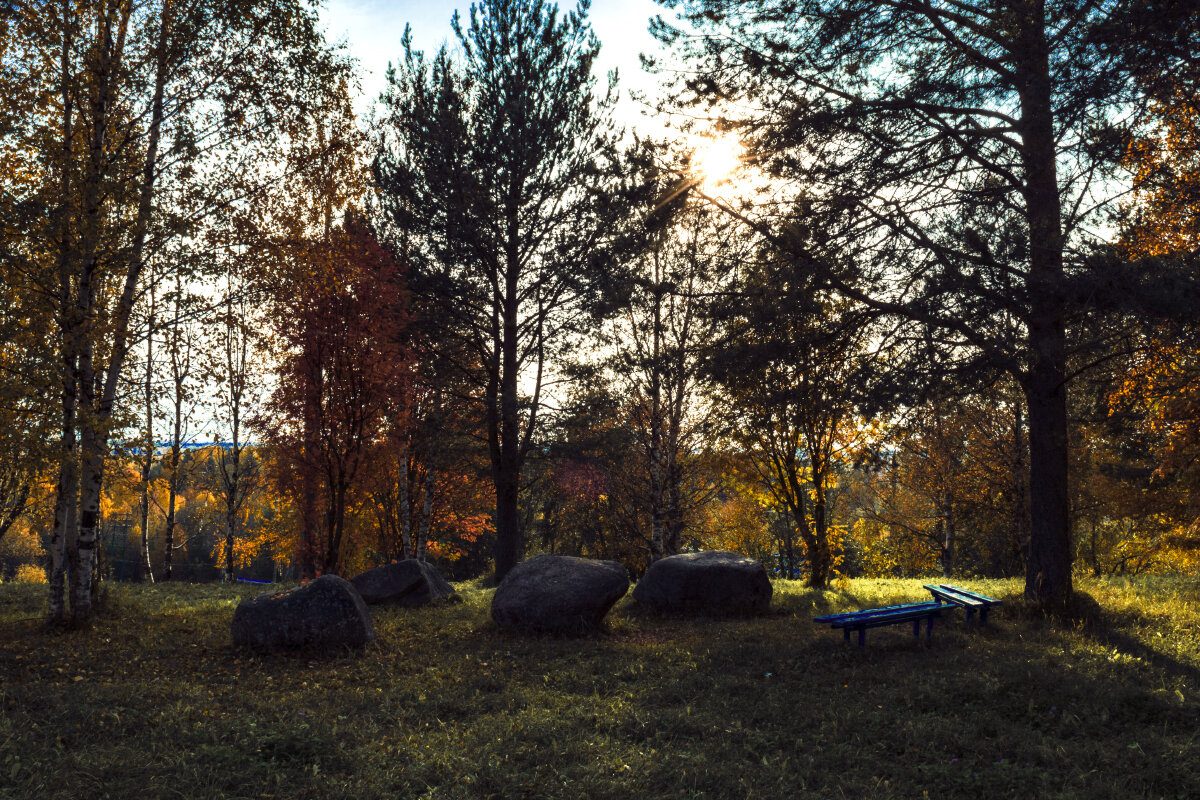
3 0 353 621
208 258 261 582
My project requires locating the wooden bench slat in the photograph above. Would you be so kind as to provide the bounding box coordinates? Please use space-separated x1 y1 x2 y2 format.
924 584 991 607
814 601 954 645
828 604 949 629
813 601 942 624
937 584 1002 606
922 584 1002 625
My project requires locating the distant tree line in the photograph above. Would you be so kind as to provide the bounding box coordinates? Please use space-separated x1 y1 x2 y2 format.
1 0 1198 622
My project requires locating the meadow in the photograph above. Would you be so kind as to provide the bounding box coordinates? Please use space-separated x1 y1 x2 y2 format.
1 576 1198 799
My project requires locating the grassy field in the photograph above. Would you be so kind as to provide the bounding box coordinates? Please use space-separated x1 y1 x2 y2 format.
1 575 1198 800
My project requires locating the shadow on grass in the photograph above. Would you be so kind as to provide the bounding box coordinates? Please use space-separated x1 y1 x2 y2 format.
1007 590 1200 687
2 579 1198 799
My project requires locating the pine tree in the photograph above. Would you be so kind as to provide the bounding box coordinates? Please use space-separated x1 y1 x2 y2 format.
375 0 622 580
649 0 1199 608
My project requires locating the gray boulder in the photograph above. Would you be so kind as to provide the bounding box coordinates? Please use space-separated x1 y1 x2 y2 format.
491 554 630 633
632 550 771 615
231 574 375 650
351 559 457 607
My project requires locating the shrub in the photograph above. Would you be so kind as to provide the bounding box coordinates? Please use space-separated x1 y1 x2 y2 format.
13 563 47 584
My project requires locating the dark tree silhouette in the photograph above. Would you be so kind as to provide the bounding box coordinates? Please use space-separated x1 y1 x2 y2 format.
650 0 1200 609
374 0 622 581
261 219 412 577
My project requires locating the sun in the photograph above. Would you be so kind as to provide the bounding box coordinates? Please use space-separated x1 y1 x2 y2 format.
692 135 744 191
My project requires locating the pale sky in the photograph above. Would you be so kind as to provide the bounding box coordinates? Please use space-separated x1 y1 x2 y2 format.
320 0 674 134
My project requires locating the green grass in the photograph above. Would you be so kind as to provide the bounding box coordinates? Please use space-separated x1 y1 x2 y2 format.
2 575 1198 799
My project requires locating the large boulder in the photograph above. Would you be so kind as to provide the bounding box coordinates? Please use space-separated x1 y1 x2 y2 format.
231 574 375 650
491 554 629 633
350 559 457 607
632 550 772 615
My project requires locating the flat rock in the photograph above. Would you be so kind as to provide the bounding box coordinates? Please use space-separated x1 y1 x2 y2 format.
231 574 375 650
351 559 457 607
632 550 771 615
491 554 629 633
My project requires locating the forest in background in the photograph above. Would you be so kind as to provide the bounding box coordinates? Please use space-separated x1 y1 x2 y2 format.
1 0 1198 622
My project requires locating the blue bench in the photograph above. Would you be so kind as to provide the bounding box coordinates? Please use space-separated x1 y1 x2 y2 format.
813 601 953 646
922 584 1002 625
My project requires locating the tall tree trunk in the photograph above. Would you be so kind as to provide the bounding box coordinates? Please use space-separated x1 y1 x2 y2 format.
67 4 121 624
48 0 76 623
72 0 167 619
416 465 433 560
223 444 239 582
222 363 242 581
139 286 155 584
299 333 318 580
777 452 822 588
493 460 521 579
1011 396 1029 570
72 340 104 621
810 469 831 588
163 440 180 581
647 277 667 562
664 447 684 557
327 479 348 575
399 449 412 559
941 491 956 578
163 281 186 582
492 232 523 581
1017 5 1073 609
647 443 666 562
48 453 77 623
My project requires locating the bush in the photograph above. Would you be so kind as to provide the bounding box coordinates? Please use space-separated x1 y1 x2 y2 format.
13 563 46 584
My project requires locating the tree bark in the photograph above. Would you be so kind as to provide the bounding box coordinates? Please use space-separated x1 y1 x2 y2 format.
48 453 77 623
299 331 319 580
941 492 956 578
222 438 240 581
417 465 433 560
72 0 167 619
493 458 521 580
810 468 831 588
139 281 156 584
398 449 413 559
1017 3 1073 608
492 220 524 581
1011 396 1029 571
163 438 180 581
67 3 124 623
326 480 347 575
48 0 76 623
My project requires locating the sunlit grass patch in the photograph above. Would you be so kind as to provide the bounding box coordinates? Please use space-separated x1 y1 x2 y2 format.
2 575 1198 799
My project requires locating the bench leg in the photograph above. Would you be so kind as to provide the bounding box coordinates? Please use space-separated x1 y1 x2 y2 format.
926 615 934 639
981 608 989 626
858 627 866 647
966 608 975 626
912 619 920 638
843 627 850 643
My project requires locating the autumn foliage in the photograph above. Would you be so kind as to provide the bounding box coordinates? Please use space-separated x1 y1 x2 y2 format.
258 217 413 577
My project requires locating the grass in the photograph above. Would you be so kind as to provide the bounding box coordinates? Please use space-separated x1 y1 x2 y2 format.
1 575 1198 799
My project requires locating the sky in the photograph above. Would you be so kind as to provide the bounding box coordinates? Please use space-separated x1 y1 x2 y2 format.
320 0 673 134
